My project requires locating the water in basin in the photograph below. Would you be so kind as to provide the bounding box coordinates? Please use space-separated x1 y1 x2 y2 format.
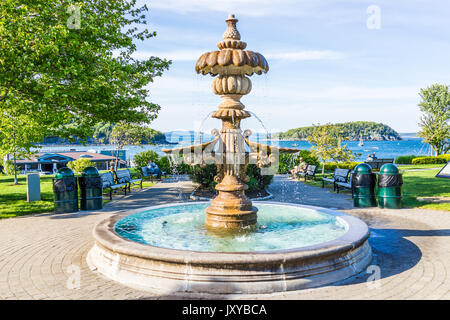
114 203 348 252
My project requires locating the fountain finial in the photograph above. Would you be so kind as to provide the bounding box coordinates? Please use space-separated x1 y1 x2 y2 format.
223 14 240 40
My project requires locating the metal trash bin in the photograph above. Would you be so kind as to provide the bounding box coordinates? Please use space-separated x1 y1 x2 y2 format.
53 167 78 213
79 166 103 211
377 163 402 209
352 163 377 207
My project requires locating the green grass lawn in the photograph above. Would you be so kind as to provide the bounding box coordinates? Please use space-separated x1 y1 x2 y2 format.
0 175 55 218
402 169 450 211
397 164 446 171
301 165 450 211
0 173 155 219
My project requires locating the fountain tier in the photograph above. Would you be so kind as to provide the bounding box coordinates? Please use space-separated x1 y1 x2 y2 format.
87 202 372 294
162 14 298 230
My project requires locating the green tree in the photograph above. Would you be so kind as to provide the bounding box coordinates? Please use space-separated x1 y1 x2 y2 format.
0 0 170 155
307 123 355 175
109 123 157 169
418 84 450 156
0 112 44 184
67 158 94 174
133 150 159 168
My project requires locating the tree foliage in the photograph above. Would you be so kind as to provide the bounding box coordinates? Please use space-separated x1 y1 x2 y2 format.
279 121 401 141
67 158 94 174
307 123 355 174
92 122 167 144
418 84 450 156
0 0 170 155
133 150 159 168
109 122 159 168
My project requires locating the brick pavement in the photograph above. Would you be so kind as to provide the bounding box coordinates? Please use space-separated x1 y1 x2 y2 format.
0 175 448 299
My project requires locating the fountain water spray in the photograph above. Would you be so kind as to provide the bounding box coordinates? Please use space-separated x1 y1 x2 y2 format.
162 14 297 230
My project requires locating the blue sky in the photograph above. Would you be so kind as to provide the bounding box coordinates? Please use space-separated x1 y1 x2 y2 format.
134 0 450 133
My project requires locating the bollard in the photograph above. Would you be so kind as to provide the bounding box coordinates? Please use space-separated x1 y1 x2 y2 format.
377 163 402 209
352 163 377 207
79 166 103 211
53 167 78 213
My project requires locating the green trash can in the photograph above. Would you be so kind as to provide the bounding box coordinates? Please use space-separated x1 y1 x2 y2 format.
53 167 78 213
377 163 402 209
352 163 377 207
79 166 103 211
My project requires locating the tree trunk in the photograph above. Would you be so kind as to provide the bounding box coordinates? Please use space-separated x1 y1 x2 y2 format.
13 153 18 185
114 148 119 170
13 132 18 185
322 162 325 175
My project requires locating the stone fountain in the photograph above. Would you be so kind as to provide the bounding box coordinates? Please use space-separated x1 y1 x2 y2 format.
87 15 372 296
162 14 298 230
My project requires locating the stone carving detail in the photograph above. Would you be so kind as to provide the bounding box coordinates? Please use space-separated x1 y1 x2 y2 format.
212 75 252 95
163 14 298 230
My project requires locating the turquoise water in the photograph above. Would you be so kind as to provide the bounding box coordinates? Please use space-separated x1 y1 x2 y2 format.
114 203 348 252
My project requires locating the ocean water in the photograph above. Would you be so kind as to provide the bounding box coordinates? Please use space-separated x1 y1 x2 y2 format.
37 135 433 162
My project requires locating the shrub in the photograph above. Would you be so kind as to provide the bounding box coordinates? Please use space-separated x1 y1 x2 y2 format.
277 150 320 174
189 164 217 190
412 156 447 165
395 155 418 164
298 149 320 167
189 163 273 192
67 158 94 174
157 156 172 174
1 159 15 175
246 164 273 192
323 162 363 171
129 168 142 179
133 150 159 168
438 154 450 162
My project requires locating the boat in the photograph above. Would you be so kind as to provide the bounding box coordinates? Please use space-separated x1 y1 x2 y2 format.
358 138 364 147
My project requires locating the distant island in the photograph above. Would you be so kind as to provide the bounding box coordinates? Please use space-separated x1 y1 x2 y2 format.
41 122 171 145
278 121 402 141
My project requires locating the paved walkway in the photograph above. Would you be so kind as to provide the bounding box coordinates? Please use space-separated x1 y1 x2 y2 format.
0 175 449 299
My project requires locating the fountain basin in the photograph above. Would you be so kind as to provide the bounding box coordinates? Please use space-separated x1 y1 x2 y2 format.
87 202 372 295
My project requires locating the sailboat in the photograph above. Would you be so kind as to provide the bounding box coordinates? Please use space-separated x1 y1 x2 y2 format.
358 135 364 147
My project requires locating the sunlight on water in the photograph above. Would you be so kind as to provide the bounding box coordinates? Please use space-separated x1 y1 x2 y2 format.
114 203 348 252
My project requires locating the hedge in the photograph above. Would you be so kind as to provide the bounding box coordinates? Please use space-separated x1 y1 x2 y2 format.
395 155 418 164
412 155 449 165
323 162 363 171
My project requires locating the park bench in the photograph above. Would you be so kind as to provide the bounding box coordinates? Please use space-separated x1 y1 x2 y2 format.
336 171 354 194
100 172 128 200
321 168 350 191
140 166 165 182
115 169 143 192
364 158 394 170
296 165 317 181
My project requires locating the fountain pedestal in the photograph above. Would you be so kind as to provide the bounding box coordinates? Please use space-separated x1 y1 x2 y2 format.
205 175 257 229
163 14 297 230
